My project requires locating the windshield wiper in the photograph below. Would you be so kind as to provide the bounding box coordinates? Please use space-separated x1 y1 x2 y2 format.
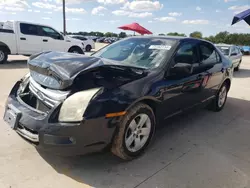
108 65 148 76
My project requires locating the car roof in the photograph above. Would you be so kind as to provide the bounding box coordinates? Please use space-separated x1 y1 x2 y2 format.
215 43 234 47
69 35 85 37
129 35 213 44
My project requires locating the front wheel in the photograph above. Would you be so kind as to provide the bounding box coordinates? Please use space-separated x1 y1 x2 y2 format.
207 83 229 112
0 48 8 64
68 47 84 54
111 103 155 160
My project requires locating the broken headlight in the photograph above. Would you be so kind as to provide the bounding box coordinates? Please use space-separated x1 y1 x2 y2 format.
58 88 102 122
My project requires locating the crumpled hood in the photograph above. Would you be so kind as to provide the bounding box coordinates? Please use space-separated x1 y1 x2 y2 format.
28 51 107 79
28 51 147 90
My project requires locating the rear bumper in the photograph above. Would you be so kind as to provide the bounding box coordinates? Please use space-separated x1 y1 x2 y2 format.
4 82 117 156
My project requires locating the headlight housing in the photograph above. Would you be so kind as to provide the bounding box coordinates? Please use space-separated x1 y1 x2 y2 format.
58 88 102 123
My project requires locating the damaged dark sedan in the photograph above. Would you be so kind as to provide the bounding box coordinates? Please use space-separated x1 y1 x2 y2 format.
4 36 233 160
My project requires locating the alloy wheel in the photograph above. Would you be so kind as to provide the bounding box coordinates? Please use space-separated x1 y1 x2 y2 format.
125 113 151 152
0 51 4 61
218 86 227 108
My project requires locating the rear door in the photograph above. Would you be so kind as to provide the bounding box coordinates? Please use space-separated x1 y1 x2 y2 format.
17 23 42 55
198 41 224 100
230 46 239 67
235 47 242 62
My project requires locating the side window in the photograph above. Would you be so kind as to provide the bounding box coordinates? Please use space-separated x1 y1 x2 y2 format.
200 42 218 64
231 46 237 55
174 42 199 65
40 26 62 40
215 51 221 63
236 47 240 54
20 23 39 36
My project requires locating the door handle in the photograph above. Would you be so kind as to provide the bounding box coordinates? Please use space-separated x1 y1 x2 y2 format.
20 37 26 40
43 39 48 42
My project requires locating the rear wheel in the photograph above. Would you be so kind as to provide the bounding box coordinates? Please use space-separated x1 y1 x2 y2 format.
0 48 8 64
85 45 92 52
207 82 229 112
111 103 155 160
68 47 84 54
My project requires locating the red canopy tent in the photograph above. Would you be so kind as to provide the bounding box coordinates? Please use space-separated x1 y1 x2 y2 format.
118 23 152 35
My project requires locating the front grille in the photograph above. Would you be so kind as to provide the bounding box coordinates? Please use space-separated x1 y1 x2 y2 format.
29 77 69 108
18 77 70 113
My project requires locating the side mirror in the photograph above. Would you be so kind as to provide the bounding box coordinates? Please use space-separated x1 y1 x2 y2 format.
231 52 237 56
170 62 193 77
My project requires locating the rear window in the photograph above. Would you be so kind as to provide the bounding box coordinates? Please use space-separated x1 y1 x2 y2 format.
217 46 230 56
20 23 39 36
200 43 219 64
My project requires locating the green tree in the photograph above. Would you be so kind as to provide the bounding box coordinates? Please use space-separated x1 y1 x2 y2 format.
112 33 118 37
204 36 216 43
105 32 113 37
96 32 104 37
214 31 230 44
119 32 127 38
167 32 186 37
190 31 202 39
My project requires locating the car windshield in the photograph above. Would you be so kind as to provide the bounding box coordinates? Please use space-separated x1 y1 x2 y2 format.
93 37 176 69
217 46 230 56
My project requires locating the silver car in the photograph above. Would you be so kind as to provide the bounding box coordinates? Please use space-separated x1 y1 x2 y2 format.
216 44 242 71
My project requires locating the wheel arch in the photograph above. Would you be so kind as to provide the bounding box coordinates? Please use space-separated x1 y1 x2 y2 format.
125 97 160 119
223 78 231 90
68 45 83 53
0 41 11 54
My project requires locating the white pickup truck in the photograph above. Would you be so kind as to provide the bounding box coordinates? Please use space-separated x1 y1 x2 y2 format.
0 21 86 64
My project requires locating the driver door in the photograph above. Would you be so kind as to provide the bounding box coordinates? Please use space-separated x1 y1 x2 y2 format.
159 41 206 118
38 25 66 52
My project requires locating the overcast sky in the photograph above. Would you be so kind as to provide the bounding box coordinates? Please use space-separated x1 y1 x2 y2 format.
1 0 250 36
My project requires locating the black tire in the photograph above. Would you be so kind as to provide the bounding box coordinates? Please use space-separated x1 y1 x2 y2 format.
85 45 92 52
0 48 8 64
68 47 84 54
111 103 156 160
207 82 229 112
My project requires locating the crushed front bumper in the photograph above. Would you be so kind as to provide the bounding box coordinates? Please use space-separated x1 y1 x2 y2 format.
3 81 117 156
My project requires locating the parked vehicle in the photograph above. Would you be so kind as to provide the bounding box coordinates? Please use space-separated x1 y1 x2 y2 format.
69 35 95 52
216 44 242 71
0 21 85 64
86 36 99 42
4 36 233 160
242 46 250 55
239 46 244 54
96 37 105 43
103 38 111 43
